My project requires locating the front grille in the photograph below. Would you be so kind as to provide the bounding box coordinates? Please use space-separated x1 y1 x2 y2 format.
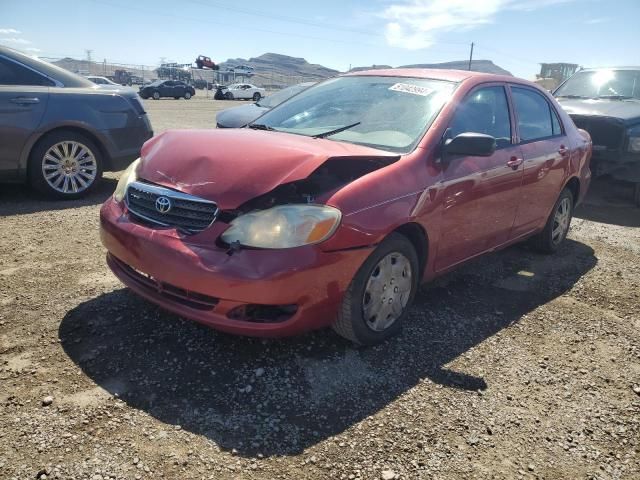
125 181 218 234
570 115 625 150
110 255 219 310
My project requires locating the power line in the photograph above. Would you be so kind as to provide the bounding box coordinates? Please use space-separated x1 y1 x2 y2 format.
186 0 471 46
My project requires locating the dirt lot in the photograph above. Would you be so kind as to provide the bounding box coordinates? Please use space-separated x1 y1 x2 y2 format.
1 96 639 480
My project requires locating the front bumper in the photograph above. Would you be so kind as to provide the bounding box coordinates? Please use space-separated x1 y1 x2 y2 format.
590 149 640 182
100 199 373 337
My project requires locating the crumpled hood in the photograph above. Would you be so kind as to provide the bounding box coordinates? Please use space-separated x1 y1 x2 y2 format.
138 129 398 210
557 98 640 125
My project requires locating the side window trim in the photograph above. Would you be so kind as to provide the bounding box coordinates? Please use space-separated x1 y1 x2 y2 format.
0 55 62 87
508 83 565 144
447 82 515 150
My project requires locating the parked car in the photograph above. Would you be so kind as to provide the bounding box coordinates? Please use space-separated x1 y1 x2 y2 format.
87 75 119 86
554 67 640 205
223 83 265 101
0 46 153 198
101 69 591 345
87 75 137 94
195 55 219 70
139 80 195 100
229 65 254 76
216 82 315 128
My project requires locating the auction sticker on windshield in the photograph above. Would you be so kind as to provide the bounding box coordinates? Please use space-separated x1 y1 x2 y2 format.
389 83 433 96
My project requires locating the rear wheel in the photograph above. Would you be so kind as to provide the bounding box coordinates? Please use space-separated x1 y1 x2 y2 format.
252 92 261 101
531 188 574 253
28 130 103 199
152 91 160 100
332 233 419 345
184 91 192 100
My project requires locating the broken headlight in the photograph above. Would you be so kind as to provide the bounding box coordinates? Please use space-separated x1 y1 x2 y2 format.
113 158 140 202
628 125 640 153
220 205 341 249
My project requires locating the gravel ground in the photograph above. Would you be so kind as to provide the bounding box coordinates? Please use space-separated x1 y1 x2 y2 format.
1 96 639 480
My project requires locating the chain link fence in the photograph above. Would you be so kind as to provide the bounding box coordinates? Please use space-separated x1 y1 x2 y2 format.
42 57 328 91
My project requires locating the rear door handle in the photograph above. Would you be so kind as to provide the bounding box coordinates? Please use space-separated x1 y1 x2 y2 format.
507 157 523 169
558 145 570 156
10 97 40 105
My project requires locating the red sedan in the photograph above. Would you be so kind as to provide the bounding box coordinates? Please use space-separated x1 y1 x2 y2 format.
100 69 592 345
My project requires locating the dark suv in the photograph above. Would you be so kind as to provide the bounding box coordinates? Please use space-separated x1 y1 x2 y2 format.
554 67 640 205
139 80 195 100
0 46 153 198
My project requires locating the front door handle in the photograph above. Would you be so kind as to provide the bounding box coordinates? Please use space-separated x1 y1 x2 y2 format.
10 97 40 105
507 156 523 169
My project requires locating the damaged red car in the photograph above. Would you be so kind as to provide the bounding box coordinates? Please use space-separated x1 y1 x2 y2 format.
100 69 592 345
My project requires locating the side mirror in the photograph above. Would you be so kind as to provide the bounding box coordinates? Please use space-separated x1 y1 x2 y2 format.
443 132 497 157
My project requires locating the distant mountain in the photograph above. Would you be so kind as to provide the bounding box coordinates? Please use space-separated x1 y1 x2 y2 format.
220 53 339 79
349 60 511 76
399 60 512 76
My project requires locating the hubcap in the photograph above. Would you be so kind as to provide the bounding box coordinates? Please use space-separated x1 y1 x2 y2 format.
362 252 413 332
41 141 97 194
552 197 571 244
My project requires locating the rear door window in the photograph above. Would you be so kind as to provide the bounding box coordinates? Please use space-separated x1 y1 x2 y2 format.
512 87 558 141
0 57 54 86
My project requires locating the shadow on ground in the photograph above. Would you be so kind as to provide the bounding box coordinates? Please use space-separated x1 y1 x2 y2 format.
575 176 640 227
59 239 596 457
0 178 117 217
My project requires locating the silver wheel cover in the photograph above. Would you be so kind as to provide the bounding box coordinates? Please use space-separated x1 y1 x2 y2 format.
552 197 571 245
362 252 413 332
41 141 97 194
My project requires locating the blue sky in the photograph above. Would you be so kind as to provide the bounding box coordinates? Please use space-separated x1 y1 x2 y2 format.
1 0 638 79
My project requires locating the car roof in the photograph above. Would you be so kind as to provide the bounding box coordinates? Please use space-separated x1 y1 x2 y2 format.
0 45 93 88
344 68 545 88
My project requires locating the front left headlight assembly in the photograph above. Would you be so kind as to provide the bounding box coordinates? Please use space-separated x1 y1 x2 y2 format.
628 125 640 153
113 158 140 202
220 204 342 249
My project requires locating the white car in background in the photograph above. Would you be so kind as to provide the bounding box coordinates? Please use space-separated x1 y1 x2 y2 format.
87 76 137 93
224 83 266 101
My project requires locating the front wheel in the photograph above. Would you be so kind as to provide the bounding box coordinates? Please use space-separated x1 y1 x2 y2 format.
225 92 234 100
531 188 574 253
252 92 261 101
332 233 419 345
28 131 103 199
152 91 160 100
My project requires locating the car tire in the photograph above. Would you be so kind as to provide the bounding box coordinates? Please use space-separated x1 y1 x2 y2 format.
184 91 192 100
140 94 148 100
252 92 261 101
152 91 160 100
332 233 419 345
225 92 234 100
531 188 574 253
174 96 180 100
28 130 103 200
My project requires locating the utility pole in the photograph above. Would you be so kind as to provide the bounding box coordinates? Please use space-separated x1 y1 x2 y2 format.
468 42 474 71
85 49 93 62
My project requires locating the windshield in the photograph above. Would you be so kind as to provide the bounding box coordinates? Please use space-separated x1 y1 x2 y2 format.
555 69 640 99
253 76 456 152
257 83 313 108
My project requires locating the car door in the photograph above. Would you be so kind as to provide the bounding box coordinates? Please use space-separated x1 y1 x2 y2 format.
160 81 173 97
435 84 524 272
175 81 185 96
0 55 50 179
508 85 571 237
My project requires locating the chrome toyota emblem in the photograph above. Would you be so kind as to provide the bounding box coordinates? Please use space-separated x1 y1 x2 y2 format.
155 196 172 214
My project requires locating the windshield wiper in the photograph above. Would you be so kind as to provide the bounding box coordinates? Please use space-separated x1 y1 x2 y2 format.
595 95 634 100
556 94 589 99
313 122 361 139
248 123 277 131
